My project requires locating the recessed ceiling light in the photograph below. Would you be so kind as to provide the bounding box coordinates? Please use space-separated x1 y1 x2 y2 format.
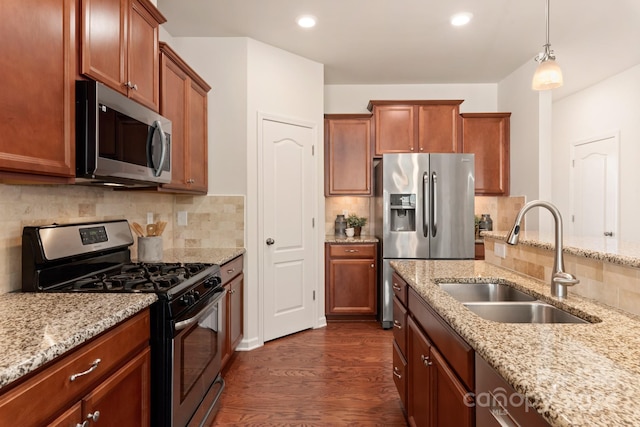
296 15 317 28
451 12 473 27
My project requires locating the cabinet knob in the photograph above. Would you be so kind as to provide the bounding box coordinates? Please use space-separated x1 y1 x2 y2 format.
76 421 89 427
86 411 100 422
371 263 374 268
393 320 402 329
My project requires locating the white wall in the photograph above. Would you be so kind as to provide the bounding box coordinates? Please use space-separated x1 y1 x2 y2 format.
325 83 498 114
245 39 325 347
552 64 640 242
497 61 543 229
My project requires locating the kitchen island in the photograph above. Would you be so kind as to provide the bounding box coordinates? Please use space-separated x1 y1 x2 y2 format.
392 259 640 427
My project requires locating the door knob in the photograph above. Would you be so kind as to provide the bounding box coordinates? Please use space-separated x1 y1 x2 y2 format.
266 238 275 245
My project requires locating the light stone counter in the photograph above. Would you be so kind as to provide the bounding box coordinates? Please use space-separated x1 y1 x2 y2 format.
325 235 379 243
482 230 640 268
391 259 640 427
162 247 246 265
0 292 157 390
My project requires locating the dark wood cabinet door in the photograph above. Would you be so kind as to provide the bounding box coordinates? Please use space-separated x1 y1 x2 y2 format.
159 42 211 194
229 273 244 351
393 296 408 355
417 103 461 153
407 317 431 427
81 348 151 427
0 0 75 181
160 50 188 190
461 113 511 195
373 105 415 155
47 402 82 427
324 115 372 196
430 347 474 427
81 0 127 96
186 80 209 192
392 341 408 413
128 0 161 111
326 258 377 315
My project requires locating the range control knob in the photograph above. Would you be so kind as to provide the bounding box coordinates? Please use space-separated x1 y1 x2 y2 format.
204 276 222 288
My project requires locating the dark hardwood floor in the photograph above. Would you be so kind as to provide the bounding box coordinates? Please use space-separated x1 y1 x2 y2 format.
212 322 407 426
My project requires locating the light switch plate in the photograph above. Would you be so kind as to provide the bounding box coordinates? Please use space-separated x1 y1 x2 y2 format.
343 209 349 216
147 212 154 225
494 242 506 259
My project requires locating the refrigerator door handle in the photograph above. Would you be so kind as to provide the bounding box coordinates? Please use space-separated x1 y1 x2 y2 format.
423 172 429 237
431 171 438 237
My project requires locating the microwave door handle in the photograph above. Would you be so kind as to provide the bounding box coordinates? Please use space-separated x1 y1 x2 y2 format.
149 120 167 177
431 171 437 238
423 172 429 237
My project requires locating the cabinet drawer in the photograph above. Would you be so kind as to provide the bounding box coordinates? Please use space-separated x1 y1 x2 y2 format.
392 341 407 411
408 287 474 390
328 243 376 258
392 296 407 356
391 272 407 306
220 255 243 285
0 310 150 427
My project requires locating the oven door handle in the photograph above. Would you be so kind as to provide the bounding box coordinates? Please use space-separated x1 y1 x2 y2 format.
174 290 226 332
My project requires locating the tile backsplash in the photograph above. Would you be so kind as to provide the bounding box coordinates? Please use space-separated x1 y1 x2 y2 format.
0 184 244 294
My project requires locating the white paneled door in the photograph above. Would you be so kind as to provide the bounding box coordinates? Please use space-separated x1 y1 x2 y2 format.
261 117 316 342
570 133 619 240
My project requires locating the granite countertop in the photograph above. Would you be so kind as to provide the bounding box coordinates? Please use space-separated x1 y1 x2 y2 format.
391 259 640 427
161 247 246 265
0 293 157 390
483 230 640 268
325 235 379 243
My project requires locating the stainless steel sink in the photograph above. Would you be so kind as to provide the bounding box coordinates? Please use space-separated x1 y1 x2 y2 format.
463 302 590 324
439 282 537 302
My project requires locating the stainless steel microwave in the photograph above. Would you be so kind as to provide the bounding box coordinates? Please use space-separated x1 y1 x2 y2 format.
75 80 171 187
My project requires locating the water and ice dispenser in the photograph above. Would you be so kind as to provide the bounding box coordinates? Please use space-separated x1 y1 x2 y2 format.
389 194 416 231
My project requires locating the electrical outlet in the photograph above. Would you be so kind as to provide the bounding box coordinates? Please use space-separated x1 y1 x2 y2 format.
177 211 188 226
494 242 507 259
342 209 349 216
147 212 154 225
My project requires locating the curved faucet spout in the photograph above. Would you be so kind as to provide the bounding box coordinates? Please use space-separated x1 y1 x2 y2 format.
506 200 579 298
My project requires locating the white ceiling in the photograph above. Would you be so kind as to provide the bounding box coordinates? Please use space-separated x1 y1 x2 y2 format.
157 0 640 98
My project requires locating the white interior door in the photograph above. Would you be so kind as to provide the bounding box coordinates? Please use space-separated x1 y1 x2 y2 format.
570 134 619 239
261 117 316 342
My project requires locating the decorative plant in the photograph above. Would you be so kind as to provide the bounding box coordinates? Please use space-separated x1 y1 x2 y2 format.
347 214 367 228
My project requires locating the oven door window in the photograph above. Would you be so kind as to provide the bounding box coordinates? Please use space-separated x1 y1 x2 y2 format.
180 313 218 397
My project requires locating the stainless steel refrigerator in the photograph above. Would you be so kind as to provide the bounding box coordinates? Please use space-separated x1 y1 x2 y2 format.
374 153 475 328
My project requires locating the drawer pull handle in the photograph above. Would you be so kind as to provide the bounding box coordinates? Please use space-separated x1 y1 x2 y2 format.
227 268 235 274
70 359 101 382
393 367 402 379
86 411 100 422
420 354 432 367
392 283 401 291
344 249 359 253
393 320 402 329
76 421 89 427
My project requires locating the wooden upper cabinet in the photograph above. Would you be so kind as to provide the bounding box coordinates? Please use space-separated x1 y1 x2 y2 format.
159 42 211 194
81 0 166 111
367 100 463 157
461 113 511 196
0 0 75 182
324 114 372 196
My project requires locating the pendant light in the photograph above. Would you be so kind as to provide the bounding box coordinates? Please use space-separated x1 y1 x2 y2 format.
532 0 563 90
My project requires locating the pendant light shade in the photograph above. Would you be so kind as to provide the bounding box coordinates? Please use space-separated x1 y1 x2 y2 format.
532 0 563 91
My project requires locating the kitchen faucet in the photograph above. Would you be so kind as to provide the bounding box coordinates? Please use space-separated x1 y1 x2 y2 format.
506 200 579 298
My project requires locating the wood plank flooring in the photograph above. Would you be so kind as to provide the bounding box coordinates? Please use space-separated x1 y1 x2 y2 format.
212 322 407 426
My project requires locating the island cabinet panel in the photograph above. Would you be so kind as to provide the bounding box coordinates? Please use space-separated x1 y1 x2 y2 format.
159 42 211 194
367 100 463 157
325 243 378 319
0 309 151 427
0 0 75 182
392 273 475 427
324 114 373 196
461 112 511 196
81 0 166 111
221 255 244 370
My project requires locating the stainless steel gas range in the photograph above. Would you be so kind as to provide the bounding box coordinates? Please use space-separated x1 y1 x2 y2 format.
22 219 225 427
